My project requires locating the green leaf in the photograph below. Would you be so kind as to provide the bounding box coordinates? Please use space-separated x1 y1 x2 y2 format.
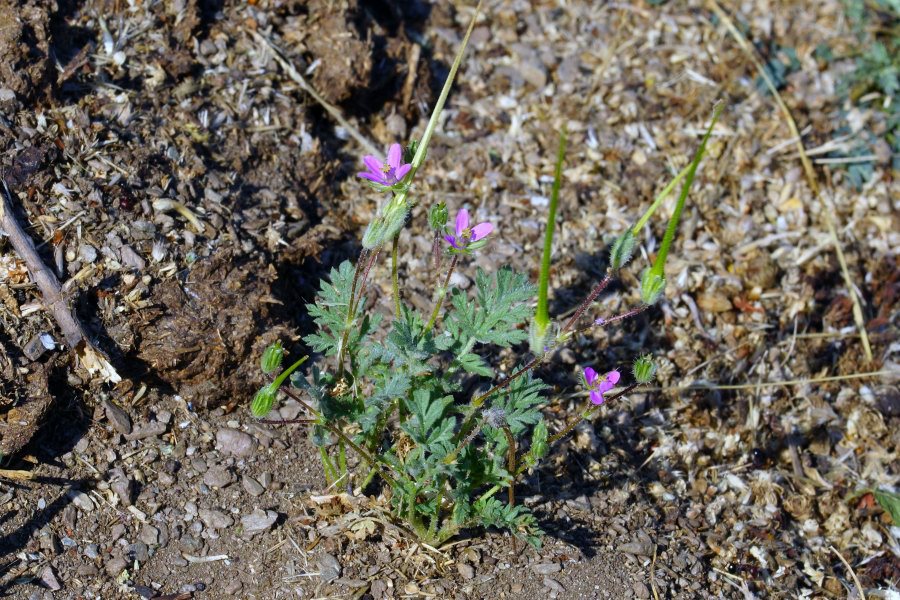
473 496 543 549
873 489 900 525
456 352 492 377
446 267 535 351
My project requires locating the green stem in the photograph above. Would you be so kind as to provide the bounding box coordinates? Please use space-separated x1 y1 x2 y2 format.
424 254 458 334
631 163 692 234
535 127 567 334
391 233 401 317
651 102 723 278
502 426 516 507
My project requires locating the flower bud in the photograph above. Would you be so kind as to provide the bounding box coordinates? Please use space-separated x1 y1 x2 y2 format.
640 269 666 305
429 202 448 230
251 383 277 417
609 230 635 270
362 199 410 249
260 341 284 374
632 354 657 384
404 140 420 164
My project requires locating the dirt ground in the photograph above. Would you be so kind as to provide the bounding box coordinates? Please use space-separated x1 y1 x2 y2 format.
0 0 898 598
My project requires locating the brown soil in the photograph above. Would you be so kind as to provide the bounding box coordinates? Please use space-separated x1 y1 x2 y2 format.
0 0 898 599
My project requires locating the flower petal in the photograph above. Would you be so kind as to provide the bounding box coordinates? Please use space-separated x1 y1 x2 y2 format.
394 163 411 181
583 367 597 386
444 234 460 249
606 370 621 385
363 155 383 173
589 390 605 405
456 209 469 237
388 144 402 169
358 171 386 183
470 222 493 241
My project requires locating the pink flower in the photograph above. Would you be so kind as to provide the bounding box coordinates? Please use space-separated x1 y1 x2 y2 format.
357 143 412 187
583 367 620 405
444 208 492 251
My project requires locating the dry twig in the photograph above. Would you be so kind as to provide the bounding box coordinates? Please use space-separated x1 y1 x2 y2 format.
0 179 119 383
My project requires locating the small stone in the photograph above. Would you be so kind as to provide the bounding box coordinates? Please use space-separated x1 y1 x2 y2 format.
127 542 150 563
83 544 100 560
110 476 134 507
216 428 255 457
103 399 132 435
618 541 652 557
139 524 161 546
223 579 243 594
543 578 565 593
68 491 94 512
179 534 203 553
76 563 98 577
39 566 61 591
697 292 732 313
456 563 475 579
317 553 342 582
198 508 233 530
241 509 278 536
511 583 524 594
633 581 651 599
203 466 233 488
241 474 265 497
532 562 561 575
125 421 167 441
105 556 127 577
120 245 146 270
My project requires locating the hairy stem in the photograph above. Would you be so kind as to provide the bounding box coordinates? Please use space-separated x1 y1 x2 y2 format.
392 233 401 317
560 272 614 333
424 254 459 334
502 426 516 507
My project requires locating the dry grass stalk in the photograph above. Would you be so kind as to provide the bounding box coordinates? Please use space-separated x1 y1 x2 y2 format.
707 0 874 364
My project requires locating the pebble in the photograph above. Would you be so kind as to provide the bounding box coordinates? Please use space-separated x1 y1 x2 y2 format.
241 509 278 536
139 524 161 545
543 577 565 593
128 541 150 563
198 508 233 529
511 583 524 594
110 476 134 506
618 541 652 557
456 563 475 579
68 490 94 512
223 580 243 594
203 466 233 488
633 581 651 599
532 562 561 575
317 553 342 582
103 398 132 435
39 566 61 591
83 544 100 559
125 421 167 441
105 556 127 577
241 474 265 497
216 428 255 457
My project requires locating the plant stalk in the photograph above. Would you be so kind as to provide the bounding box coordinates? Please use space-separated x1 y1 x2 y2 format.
424 254 459 334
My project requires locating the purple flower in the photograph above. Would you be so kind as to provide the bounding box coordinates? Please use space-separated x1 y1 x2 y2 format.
583 367 620 405
444 209 493 250
357 143 412 187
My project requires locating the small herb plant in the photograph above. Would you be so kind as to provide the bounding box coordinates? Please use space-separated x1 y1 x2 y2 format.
251 5 722 548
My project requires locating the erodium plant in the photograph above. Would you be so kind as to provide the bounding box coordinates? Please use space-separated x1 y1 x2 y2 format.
251 4 723 548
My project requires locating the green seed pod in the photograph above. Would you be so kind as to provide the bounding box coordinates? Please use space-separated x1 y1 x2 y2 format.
251 383 278 417
609 230 635 270
429 202 448 230
632 354 657 384
640 269 666 305
260 341 284 374
528 420 549 465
